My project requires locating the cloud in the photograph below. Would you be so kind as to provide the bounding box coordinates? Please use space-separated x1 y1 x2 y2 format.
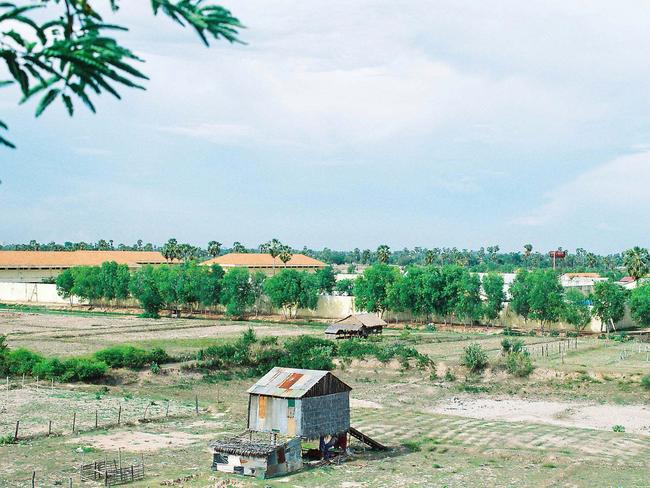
158 123 254 145
513 150 650 226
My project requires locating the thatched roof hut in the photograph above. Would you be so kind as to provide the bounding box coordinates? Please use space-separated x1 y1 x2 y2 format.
325 313 386 339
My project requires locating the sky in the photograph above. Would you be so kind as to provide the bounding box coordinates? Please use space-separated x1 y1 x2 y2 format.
2 0 650 253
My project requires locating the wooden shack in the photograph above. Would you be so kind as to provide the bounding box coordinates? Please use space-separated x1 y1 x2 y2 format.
325 313 386 339
210 436 302 479
247 367 351 439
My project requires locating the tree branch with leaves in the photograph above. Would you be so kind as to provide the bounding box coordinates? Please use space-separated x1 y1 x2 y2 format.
0 0 243 148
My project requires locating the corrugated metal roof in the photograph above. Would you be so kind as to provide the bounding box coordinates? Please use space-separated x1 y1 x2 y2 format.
247 367 331 398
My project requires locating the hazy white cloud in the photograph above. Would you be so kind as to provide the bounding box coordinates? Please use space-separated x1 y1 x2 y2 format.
513 150 650 226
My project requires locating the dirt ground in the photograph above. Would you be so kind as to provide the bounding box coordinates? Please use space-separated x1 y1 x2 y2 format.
1 309 649 487
430 395 650 436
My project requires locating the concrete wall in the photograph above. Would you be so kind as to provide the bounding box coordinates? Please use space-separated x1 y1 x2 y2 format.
0 269 61 283
0 282 83 305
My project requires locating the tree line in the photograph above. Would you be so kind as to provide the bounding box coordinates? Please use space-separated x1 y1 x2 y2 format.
354 263 650 333
6 240 649 277
56 262 337 319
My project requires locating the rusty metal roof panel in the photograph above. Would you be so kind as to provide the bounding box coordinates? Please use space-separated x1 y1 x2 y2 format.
247 367 331 398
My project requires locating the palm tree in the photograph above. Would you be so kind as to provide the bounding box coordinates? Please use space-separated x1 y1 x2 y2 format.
376 244 391 264
161 238 179 262
279 245 293 268
623 247 650 285
523 244 533 258
207 241 222 258
232 241 247 253
425 249 435 265
260 238 283 274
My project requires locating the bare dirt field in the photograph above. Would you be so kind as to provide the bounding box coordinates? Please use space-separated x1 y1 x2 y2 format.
430 395 650 436
1 308 649 487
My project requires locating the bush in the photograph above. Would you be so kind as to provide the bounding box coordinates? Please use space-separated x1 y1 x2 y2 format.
505 351 534 377
461 343 488 373
337 339 379 359
31 358 65 379
612 424 626 433
7 348 44 375
444 369 456 382
61 358 108 382
94 346 170 369
641 375 650 390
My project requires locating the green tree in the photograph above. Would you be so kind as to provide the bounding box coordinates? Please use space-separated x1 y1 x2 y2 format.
198 264 225 307
562 289 592 334
207 241 222 258
623 247 650 285
334 278 354 296
592 280 627 334
71 266 102 304
161 238 179 262
221 268 253 319
527 269 564 334
629 283 650 327
314 266 336 294
232 241 247 253
278 245 293 268
354 263 399 318
55 268 75 305
482 272 505 325
264 270 319 319
455 271 482 325
260 238 283 274
510 270 531 322
376 244 391 264
129 265 163 318
250 271 266 316
0 0 242 148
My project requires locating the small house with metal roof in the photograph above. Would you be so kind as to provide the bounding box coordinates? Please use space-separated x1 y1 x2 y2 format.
247 367 351 439
325 313 386 339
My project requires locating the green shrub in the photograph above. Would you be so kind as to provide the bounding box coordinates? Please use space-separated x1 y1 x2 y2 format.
461 343 488 373
444 369 456 382
641 375 650 390
61 358 108 382
8 348 44 375
612 424 625 432
337 339 380 359
150 362 161 374
31 358 65 379
94 346 170 369
505 351 534 377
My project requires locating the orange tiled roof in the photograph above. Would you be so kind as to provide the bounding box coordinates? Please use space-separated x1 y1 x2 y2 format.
0 251 169 269
202 253 326 268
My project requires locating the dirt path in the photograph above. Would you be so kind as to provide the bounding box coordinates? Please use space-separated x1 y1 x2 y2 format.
429 395 650 436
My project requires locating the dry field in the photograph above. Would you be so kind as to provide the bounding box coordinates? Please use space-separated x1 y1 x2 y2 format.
1 308 649 487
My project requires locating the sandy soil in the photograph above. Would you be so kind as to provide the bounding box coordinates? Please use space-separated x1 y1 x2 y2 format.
350 398 383 409
430 395 650 436
71 430 213 452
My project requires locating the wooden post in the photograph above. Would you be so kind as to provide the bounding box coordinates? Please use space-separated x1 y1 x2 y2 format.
117 405 121 425
195 395 199 415
48 420 52 436
118 447 122 472
31 470 35 488
14 420 19 441
72 412 76 434
69 477 72 488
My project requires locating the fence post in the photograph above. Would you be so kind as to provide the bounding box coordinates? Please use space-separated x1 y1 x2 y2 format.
14 420 19 441
48 420 52 436
72 412 76 434
195 395 199 415
117 405 121 426
31 471 35 488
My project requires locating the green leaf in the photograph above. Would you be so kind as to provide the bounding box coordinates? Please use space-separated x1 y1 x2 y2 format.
61 94 74 116
35 88 60 117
